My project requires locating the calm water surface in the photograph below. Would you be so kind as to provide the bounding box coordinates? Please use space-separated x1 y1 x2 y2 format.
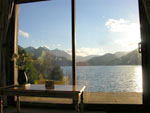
61 66 142 92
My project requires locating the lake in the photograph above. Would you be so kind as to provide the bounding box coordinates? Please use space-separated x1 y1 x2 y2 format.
61 65 142 92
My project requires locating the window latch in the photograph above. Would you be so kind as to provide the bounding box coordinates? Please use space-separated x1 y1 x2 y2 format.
138 42 142 53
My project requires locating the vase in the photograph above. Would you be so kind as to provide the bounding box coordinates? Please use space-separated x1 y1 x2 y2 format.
18 70 28 85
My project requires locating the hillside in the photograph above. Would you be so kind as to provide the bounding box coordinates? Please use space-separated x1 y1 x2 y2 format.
76 55 99 62
114 51 128 58
110 49 141 65
25 46 72 66
51 49 72 60
25 46 50 58
77 49 141 66
87 53 118 65
24 46 141 66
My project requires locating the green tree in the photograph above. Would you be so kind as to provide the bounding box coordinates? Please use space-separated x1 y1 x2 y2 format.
25 56 39 83
39 53 64 81
50 65 63 80
18 46 65 83
18 46 39 83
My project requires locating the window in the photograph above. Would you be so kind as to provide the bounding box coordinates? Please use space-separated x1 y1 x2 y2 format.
15 0 142 105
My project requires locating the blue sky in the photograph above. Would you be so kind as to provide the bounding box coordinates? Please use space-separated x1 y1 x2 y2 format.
18 0 140 56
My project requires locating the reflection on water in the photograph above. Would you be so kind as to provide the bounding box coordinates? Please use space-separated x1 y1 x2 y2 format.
62 65 142 92
135 66 142 92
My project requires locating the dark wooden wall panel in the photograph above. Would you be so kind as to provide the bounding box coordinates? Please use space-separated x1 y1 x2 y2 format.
0 0 15 105
139 0 150 105
143 0 150 24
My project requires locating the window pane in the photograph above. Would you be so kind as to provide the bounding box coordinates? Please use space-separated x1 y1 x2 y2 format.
76 0 142 104
18 0 72 103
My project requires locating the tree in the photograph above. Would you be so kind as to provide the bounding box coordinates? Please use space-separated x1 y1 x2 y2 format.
18 46 39 83
40 53 64 81
25 56 39 83
49 65 63 81
18 46 65 83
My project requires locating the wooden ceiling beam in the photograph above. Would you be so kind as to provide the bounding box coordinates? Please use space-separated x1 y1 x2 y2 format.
15 0 51 4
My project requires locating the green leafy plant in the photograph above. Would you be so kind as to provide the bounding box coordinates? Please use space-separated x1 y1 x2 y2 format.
11 52 27 70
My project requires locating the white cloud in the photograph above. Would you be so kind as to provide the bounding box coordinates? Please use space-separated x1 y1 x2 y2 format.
105 18 141 51
105 19 130 32
19 30 30 38
66 48 105 57
114 39 138 51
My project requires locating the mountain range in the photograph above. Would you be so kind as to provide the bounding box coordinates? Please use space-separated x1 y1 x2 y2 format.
24 46 98 62
24 46 141 66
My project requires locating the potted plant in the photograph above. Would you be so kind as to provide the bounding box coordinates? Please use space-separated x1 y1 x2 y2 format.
12 52 28 85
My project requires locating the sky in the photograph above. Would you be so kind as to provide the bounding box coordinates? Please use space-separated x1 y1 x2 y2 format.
18 0 141 56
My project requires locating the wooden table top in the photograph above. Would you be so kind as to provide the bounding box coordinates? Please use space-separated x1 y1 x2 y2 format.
13 84 85 92
0 84 86 98
0 84 86 94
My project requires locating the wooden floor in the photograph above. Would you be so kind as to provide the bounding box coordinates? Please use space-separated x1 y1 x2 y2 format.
4 106 150 113
5 106 106 113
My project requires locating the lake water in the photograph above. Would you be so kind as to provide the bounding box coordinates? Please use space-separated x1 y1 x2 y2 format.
61 66 142 92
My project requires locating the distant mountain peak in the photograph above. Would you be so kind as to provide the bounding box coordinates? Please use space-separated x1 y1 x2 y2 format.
51 49 71 60
41 46 50 50
37 46 50 51
25 46 36 52
25 46 36 49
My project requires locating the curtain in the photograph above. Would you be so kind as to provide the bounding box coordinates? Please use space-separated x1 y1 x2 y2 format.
0 0 14 105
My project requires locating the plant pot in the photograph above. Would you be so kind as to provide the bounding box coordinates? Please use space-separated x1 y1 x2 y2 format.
18 70 28 85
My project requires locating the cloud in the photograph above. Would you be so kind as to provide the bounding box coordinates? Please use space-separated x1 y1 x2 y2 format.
105 18 141 51
105 19 140 33
114 39 139 51
66 48 105 57
19 30 30 38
